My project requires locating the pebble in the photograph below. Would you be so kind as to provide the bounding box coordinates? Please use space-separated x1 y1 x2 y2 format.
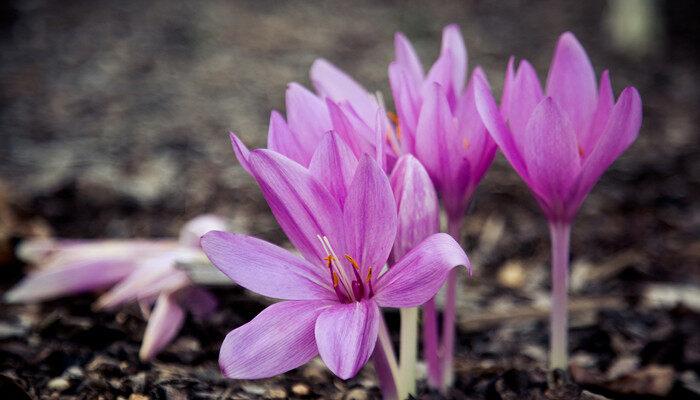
65 366 84 379
265 387 287 399
47 378 70 391
345 388 368 400
241 383 265 395
128 395 150 400
291 383 310 396
497 260 525 288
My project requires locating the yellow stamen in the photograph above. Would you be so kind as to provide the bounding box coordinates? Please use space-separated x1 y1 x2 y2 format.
387 111 399 125
578 144 585 157
332 272 339 288
462 138 470 150
366 267 373 283
344 254 360 271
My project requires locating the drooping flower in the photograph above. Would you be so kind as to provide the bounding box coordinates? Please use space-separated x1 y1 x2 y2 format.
5 215 226 361
473 32 642 223
201 151 469 380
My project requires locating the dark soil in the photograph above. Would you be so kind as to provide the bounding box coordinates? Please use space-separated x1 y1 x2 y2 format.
1 1 699 399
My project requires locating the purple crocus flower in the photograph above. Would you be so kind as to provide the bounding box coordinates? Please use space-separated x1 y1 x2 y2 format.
473 32 642 370
201 151 469 380
5 215 225 361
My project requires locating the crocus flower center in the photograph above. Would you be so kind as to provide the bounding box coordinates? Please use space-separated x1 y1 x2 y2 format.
317 235 374 303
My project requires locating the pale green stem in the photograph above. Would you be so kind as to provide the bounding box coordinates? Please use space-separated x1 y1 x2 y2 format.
549 222 571 371
398 307 418 399
374 315 400 400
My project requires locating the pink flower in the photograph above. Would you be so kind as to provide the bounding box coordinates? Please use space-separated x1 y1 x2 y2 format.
474 32 643 223
5 215 225 361
201 151 469 380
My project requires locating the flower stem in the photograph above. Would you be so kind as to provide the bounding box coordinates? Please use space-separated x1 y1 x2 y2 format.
422 298 441 388
374 315 400 400
440 217 463 391
548 222 571 371
398 307 418 399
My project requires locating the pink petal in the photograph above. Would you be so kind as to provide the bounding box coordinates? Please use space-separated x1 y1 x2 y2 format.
315 300 379 379
580 70 615 157
309 131 359 207
267 110 311 166
229 132 253 175
220 300 331 379
388 62 420 153
175 286 217 319
505 60 544 139
285 83 332 161
374 233 469 308
200 231 333 300
139 292 185 361
179 214 229 248
500 56 516 116
342 155 397 277
545 32 597 136
394 32 424 88
248 149 346 266
310 59 379 127
423 51 457 109
573 87 642 207
440 24 467 96
326 99 377 160
521 97 581 213
390 155 439 260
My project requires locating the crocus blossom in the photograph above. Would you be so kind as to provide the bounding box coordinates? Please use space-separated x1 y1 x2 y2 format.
474 32 642 223
5 215 226 361
201 151 469 380
473 32 642 370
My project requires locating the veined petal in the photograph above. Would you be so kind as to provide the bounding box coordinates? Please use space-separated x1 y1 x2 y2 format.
388 62 420 153
179 214 229 248
139 292 185 361
326 99 377 160
415 82 454 187
310 59 379 127
201 231 333 300
220 300 331 379
248 149 346 267
394 32 424 88
230 132 253 175
573 87 642 206
342 155 397 277
522 97 581 210
506 60 544 139
309 131 359 207
423 51 457 109
267 110 311 166
440 24 467 96
545 32 597 136
580 70 614 157
286 83 332 161
374 233 469 308
315 300 379 379
390 155 439 260
500 56 516 116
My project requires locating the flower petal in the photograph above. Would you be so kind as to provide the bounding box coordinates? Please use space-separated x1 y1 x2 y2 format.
179 214 229 248
326 98 377 160
545 32 597 136
248 149 346 266
504 60 544 139
267 110 311 166
201 231 333 300
522 97 581 212
580 70 614 157
309 131 359 207
440 24 467 96
573 87 642 206
315 300 379 379
388 62 420 153
220 300 331 379
310 59 379 127
139 292 185 361
286 83 332 163
175 286 217 319
374 233 469 308
342 155 397 277
230 132 253 175
394 32 424 88
390 154 439 260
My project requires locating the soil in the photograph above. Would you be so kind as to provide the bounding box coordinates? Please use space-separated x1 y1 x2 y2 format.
1 1 699 399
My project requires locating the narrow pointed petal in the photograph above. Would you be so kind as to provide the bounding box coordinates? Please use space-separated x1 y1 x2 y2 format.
473 72 530 179
139 292 185 361
440 24 467 95
573 87 642 205
342 155 397 277
394 32 424 87
248 149 346 266
175 286 217 319
286 83 332 162
230 132 253 175
423 52 457 108
580 70 615 157
505 60 544 139
522 97 581 209
545 32 597 136
309 132 359 207
201 231 333 300
4 259 136 303
220 300 331 379
388 63 420 152
179 214 229 248
374 233 469 308
267 111 310 166
500 56 516 116
315 300 379 379
310 59 379 126
326 99 377 159
390 155 439 260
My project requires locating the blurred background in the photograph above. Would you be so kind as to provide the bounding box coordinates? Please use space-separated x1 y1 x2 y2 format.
0 0 698 398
